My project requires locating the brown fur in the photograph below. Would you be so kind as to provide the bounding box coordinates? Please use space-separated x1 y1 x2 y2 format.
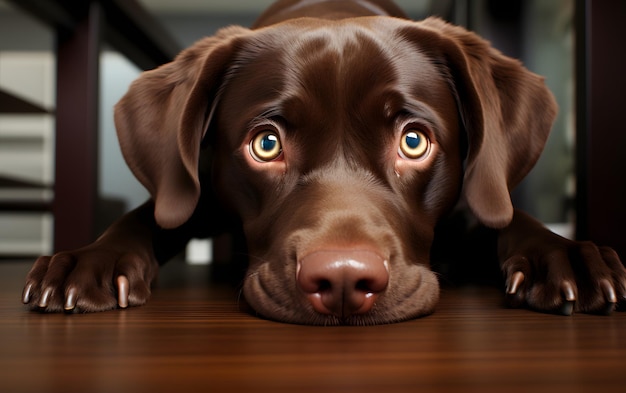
22 0 625 324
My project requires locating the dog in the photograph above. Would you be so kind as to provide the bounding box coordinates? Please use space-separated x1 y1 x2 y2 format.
22 0 626 325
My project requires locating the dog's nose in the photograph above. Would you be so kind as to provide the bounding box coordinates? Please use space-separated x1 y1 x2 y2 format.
297 250 389 319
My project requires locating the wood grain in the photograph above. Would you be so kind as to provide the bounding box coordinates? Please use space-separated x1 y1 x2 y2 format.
1 260 625 393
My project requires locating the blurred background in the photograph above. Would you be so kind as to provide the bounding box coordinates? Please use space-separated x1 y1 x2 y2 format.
0 0 619 259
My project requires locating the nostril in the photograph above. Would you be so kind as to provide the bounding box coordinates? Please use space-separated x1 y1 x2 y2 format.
297 249 389 318
316 279 332 292
310 278 376 296
355 279 375 293
315 279 376 294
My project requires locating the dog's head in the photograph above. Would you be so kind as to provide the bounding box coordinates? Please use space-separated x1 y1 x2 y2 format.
115 17 556 325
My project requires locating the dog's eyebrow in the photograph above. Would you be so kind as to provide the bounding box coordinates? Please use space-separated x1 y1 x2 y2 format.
248 105 286 129
388 95 444 134
246 93 309 132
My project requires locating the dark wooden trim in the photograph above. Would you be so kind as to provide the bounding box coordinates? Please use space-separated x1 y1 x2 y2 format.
0 201 53 212
6 0 181 71
0 176 49 189
102 0 180 70
52 2 102 251
0 176 52 212
574 0 589 242
0 89 50 114
4 0 76 32
575 0 626 256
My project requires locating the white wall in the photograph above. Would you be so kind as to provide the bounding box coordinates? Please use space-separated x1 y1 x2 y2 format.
99 52 150 211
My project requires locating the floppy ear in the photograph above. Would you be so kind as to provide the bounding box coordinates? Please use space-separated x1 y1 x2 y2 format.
114 26 250 229
404 17 557 228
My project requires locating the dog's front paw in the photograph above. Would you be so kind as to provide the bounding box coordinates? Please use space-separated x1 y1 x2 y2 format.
22 245 158 313
501 237 626 315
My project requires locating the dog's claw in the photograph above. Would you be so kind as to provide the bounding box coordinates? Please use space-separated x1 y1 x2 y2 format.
562 281 576 302
559 281 576 316
64 287 77 311
607 277 626 312
600 279 617 303
117 275 129 309
38 287 52 308
598 279 617 315
506 271 524 294
505 271 525 308
22 283 32 304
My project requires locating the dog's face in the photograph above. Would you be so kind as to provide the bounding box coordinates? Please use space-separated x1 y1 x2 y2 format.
210 20 463 324
115 17 555 325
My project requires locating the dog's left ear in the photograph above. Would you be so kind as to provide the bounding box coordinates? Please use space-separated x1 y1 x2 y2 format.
114 26 251 229
403 18 558 228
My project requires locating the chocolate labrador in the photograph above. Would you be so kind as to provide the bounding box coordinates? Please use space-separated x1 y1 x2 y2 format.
22 0 626 325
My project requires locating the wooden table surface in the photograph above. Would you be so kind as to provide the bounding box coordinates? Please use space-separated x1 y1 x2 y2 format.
1 259 625 393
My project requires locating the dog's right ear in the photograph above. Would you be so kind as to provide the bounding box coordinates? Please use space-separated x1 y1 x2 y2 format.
403 18 557 229
114 26 251 229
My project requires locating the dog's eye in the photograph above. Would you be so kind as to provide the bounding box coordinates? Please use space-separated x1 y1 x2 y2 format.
399 130 430 160
250 130 283 162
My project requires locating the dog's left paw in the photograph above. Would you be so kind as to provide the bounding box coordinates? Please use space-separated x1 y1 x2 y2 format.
500 233 626 315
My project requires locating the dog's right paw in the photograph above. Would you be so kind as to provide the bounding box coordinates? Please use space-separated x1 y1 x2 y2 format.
22 245 158 313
